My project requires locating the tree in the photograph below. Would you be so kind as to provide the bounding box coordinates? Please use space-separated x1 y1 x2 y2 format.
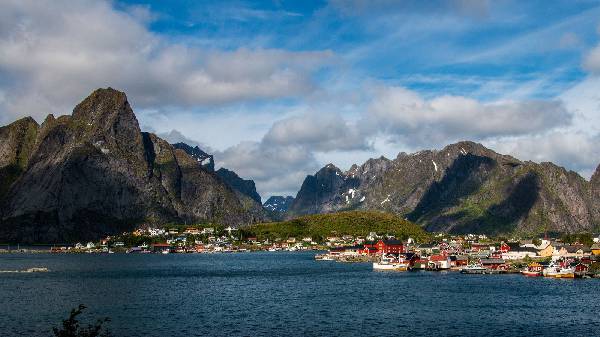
53 305 112 337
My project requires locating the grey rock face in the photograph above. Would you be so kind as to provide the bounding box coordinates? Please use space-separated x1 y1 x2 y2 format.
215 168 262 204
172 142 215 171
290 141 599 235
0 88 261 243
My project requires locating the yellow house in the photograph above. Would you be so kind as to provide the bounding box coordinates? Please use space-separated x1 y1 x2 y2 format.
591 243 600 256
538 243 555 257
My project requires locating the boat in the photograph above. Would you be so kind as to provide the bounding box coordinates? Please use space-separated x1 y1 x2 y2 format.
543 263 575 278
521 262 543 277
373 255 409 271
521 269 542 277
315 253 335 261
460 264 488 274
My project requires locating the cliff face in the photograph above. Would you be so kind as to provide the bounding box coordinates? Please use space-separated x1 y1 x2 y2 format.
0 88 261 243
215 168 262 204
290 141 599 235
172 142 214 171
590 164 600 225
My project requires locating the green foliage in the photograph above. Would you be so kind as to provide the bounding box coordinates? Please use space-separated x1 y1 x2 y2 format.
53 304 112 337
561 233 594 246
589 262 600 274
245 211 430 243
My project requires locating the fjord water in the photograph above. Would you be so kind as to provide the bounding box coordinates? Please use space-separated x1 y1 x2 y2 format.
1 252 599 337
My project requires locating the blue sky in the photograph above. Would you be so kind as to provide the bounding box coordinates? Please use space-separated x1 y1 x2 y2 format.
2 0 600 199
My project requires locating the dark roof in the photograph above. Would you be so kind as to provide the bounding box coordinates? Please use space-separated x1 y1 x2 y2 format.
480 258 505 264
510 246 538 253
564 246 583 253
332 245 363 251
381 239 403 245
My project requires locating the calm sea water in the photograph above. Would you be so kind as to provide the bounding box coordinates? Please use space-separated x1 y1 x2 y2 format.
1 251 599 337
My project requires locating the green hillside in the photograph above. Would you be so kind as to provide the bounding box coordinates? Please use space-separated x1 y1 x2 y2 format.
244 210 429 242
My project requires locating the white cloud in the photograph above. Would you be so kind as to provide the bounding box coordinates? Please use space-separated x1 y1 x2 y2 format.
583 45 600 74
0 0 332 124
362 85 571 148
263 112 370 152
215 141 321 197
486 132 600 178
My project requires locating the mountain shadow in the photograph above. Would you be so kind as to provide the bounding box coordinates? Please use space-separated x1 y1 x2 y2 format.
407 153 497 223
451 171 541 234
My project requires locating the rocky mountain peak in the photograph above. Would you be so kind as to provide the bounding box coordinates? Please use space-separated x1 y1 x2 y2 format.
287 141 600 235
172 143 214 172
0 88 262 243
263 196 295 212
216 167 262 204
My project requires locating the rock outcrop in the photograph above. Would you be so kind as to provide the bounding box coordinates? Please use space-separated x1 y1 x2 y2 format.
0 88 262 243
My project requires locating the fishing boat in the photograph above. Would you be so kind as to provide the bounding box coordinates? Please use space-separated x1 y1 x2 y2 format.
542 262 575 278
373 255 409 271
460 263 488 274
521 262 544 277
314 253 335 261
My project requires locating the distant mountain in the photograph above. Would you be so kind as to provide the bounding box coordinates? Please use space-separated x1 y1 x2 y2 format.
215 168 262 204
288 141 600 235
263 196 295 212
172 143 262 205
172 143 214 171
0 88 263 243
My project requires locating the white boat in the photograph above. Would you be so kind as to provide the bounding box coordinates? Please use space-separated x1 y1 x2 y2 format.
543 263 574 278
460 264 487 274
315 254 335 261
373 255 409 271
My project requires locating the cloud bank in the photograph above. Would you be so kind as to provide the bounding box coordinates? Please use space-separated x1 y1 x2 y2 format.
0 0 332 123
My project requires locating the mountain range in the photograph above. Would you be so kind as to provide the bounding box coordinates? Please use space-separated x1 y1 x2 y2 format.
2 88 599 242
286 141 600 235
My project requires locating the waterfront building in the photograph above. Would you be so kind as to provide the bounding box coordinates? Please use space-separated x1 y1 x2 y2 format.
480 258 507 270
428 255 451 269
375 240 404 254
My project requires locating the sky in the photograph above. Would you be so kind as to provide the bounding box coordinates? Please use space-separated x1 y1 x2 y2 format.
2 0 600 200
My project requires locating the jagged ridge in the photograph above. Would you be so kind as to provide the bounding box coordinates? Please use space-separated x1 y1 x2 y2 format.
289 141 600 235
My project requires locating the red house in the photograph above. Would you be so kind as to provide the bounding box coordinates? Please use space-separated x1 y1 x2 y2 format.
376 239 405 254
480 258 507 270
499 242 510 253
358 240 404 255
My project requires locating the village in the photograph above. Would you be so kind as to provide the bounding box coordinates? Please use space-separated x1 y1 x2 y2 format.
29 225 600 279
317 233 600 278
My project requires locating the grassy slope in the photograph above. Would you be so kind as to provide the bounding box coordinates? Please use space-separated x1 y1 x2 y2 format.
245 210 430 242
